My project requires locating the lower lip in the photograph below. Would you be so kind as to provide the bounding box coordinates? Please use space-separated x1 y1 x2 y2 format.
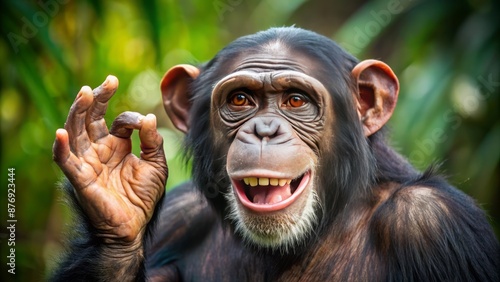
232 171 311 213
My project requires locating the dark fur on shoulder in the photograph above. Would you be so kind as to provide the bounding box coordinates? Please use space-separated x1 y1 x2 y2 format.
371 170 499 281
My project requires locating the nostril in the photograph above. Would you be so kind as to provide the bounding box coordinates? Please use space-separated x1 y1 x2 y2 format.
255 118 280 139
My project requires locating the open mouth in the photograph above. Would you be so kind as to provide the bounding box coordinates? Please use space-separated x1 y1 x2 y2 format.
232 171 311 212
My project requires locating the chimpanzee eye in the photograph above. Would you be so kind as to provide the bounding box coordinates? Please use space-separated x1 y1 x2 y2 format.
283 94 308 108
228 91 252 106
288 95 305 107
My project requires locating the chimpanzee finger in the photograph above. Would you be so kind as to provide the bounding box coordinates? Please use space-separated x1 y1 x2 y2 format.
86 75 119 141
138 114 164 157
109 111 144 139
53 129 72 165
53 129 84 181
65 86 94 155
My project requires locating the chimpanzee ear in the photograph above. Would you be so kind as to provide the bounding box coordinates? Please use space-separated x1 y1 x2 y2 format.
160 64 200 133
351 59 399 136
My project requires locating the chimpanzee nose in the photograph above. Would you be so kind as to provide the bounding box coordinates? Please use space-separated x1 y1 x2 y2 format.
254 117 280 139
239 116 293 145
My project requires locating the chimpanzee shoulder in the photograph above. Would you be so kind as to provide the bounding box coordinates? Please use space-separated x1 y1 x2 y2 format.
370 170 500 281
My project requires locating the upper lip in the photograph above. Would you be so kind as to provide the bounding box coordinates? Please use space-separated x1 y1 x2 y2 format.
228 169 300 180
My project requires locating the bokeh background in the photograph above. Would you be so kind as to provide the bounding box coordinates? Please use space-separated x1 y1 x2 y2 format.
1 0 499 280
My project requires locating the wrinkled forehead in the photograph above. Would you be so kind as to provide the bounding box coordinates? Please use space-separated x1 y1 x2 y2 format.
217 40 330 79
212 70 329 98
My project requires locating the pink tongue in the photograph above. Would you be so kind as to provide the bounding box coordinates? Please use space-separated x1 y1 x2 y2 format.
249 185 292 205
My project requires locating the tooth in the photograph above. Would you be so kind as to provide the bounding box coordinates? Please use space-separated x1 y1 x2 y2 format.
279 179 287 186
270 178 279 186
259 178 269 186
286 179 292 185
249 177 258 187
243 178 249 185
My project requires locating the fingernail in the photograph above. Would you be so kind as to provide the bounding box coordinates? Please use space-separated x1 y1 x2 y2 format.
77 86 86 98
137 115 145 124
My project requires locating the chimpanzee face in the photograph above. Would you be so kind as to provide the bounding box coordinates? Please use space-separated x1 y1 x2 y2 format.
210 44 334 249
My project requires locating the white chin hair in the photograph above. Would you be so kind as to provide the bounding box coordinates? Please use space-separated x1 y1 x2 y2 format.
224 185 319 253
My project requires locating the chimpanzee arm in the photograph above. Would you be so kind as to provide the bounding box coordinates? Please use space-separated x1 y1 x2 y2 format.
372 173 500 281
50 179 164 282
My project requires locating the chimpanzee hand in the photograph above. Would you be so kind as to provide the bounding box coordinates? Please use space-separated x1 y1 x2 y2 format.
53 75 167 247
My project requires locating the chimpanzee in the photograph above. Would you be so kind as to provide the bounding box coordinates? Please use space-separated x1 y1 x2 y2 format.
51 27 499 281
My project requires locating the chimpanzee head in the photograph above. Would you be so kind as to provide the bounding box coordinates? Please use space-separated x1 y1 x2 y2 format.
160 27 399 251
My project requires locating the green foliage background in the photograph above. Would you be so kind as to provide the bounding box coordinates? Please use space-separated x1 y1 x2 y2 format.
0 0 498 280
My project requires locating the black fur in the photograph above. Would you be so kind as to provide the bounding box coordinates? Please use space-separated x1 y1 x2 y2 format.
372 171 499 281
